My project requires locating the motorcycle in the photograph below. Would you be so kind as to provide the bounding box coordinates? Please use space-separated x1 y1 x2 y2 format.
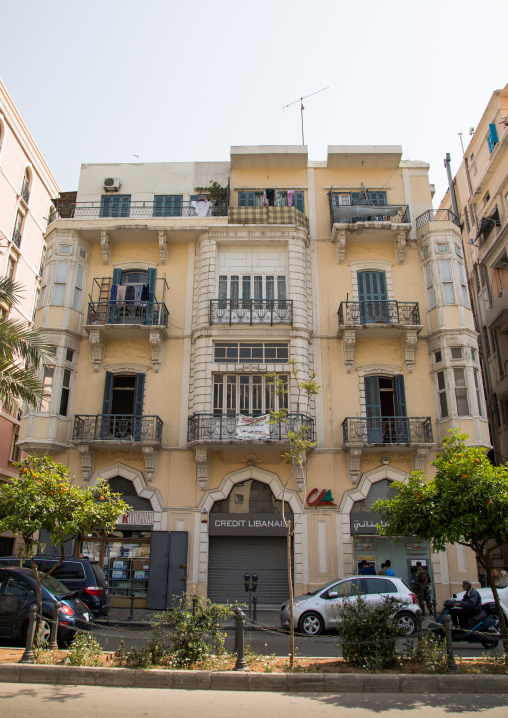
428 597 500 649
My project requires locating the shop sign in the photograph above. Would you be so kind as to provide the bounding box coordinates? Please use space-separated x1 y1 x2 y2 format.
355 542 376 551
118 510 154 527
406 542 427 551
235 415 270 440
209 513 291 536
351 511 386 535
307 489 336 507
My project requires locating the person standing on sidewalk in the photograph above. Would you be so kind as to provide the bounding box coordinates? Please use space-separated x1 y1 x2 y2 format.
384 560 395 576
413 561 433 616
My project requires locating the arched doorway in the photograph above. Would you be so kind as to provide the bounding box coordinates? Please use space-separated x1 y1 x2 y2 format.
207 479 293 606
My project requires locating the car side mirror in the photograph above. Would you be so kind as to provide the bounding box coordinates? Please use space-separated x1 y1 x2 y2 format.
328 591 338 599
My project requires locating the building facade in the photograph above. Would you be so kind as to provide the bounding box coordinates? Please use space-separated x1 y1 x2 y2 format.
440 83 508 567
0 80 60 554
19 145 489 608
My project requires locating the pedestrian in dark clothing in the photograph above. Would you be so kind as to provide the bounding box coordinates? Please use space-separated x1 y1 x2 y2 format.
413 561 433 616
450 580 482 629
359 560 376 575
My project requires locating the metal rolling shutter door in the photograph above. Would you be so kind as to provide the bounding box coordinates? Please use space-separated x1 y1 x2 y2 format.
208 536 290 606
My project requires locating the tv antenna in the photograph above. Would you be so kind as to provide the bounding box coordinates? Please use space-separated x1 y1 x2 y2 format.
282 87 329 145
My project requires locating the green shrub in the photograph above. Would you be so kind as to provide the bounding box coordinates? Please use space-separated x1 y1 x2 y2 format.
405 630 448 673
66 631 103 667
335 595 403 671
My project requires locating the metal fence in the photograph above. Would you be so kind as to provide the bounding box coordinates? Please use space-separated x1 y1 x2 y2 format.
73 414 163 443
87 300 169 327
338 301 420 326
48 201 228 223
210 299 293 325
415 209 460 230
188 413 315 443
342 416 433 444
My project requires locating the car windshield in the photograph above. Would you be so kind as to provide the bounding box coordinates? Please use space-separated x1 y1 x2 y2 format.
304 580 345 596
40 572 71 596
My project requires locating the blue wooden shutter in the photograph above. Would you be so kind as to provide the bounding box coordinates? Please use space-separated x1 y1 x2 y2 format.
488 124 499 153
367 191 387 206
394 374 408 442
144 267 157 325
133 373 145 441
294 191 305 213
239 191 257 207
358 271 387 322
365 376 383 443
101 195 131 218
112 268 122 286
351 192 365 205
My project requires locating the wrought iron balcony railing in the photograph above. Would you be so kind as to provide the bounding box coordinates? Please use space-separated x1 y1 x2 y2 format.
20 183 30 204
48 201 228 223
87 300 169 327
415 209 460 230
343 416 433 445
188 412 315 443
73 414 163 443
331 204 410 226
210 299 293 325
12 228 22 248
338 301 420 326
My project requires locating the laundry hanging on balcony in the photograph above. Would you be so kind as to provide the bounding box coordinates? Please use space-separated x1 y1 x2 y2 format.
287 189 295 206
235 414 271 440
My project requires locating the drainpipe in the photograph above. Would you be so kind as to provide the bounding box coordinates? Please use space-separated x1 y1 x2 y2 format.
444 153 459 219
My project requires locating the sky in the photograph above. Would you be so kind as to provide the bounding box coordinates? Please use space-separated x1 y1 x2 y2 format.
1 0 506 205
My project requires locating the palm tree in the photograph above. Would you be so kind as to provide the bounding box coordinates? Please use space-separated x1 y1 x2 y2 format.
0 274 51 410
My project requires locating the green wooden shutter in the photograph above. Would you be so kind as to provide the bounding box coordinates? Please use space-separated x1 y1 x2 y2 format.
144 267 157 325
239 192 257 207
112 268 122 285
367 191 387 206
358 271 387 322
102 372 114 416
394 374 408 442
294 191 305 213
133 373 145 441
365 376 383 443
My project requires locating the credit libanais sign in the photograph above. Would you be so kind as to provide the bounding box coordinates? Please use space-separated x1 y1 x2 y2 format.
209 513 292 536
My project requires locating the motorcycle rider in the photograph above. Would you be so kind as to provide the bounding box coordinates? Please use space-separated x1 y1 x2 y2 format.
450 579 482 629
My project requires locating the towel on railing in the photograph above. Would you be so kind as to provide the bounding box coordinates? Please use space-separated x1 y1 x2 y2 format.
110 284 117 303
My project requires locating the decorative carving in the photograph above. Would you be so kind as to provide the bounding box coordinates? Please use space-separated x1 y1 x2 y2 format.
335 228 346 263
395 231 408 264
101 231 111 264
88 329 104 372
347 447 362 485
196 447 209 490
294 454 306 492
149 330 164 372
142 446 158 482
78 445 94 481
158 231 168 264
342 330 356 373
403 330 418 373
414 447 429 472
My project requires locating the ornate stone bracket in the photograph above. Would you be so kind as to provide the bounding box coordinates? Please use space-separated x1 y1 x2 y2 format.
78 445 94 482
402 330 418 373
294 454 306 492
413 447 429 472
158 231 168 264
142 446 158 482
342 330 356 373
395 231 409 264
149 329 165 372
334 227 346 264
346 447 362 485
101 231 111 265
88 329 105 372
196 447 210 490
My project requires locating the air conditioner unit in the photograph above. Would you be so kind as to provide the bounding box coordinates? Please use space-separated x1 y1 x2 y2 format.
104 177 121 192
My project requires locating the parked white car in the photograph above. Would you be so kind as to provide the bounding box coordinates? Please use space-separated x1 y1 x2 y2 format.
280 575 420 636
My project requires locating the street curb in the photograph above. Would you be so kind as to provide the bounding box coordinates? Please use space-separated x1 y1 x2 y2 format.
1 663 508 692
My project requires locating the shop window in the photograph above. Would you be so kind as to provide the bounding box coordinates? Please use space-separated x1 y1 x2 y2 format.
214 342 289 363
213 373 288 415
454 368 469 416
437 371 448 419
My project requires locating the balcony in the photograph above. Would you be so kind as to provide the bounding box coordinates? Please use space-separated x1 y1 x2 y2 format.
87 299 169 328
12 228 22 248
73 414 163 444
415 209 460 231
486 292 508 330
228 206 309 231
47 200 228 224
331 204 410 227
210 299 293 325
342 416 433 445
187 412 315 445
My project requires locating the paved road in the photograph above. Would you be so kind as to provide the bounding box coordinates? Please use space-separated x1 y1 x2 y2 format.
0 684 506 718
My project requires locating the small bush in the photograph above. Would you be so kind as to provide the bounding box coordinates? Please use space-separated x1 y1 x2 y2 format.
406 631 448 673
66 631 103 667
335 595 403 671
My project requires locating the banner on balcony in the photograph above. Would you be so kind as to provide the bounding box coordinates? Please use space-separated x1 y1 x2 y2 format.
235 414 271 440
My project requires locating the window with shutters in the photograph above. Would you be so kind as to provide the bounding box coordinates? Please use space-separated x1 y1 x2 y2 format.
437 371 448 419
100 195 131 218
364 375 408 443
357 271 388 322
153 195 183 217
101 372 146 440
213 374 288 415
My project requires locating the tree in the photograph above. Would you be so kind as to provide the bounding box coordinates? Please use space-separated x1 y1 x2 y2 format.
0 273 51 410
0 455 130 641
268 360 320 667
372 430 508 653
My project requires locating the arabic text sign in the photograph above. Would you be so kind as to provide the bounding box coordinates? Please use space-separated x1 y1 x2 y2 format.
235 414 271 440
350 511 386 535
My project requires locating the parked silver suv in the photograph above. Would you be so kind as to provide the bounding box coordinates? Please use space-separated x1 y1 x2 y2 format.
280 575 420 636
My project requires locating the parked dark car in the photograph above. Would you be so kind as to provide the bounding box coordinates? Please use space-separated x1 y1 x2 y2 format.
0 566 91 643
0 557 110 616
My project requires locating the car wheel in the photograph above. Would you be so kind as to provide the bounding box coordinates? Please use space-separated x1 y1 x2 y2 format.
298 611 324 636
395 611 417 635
23 616 52 646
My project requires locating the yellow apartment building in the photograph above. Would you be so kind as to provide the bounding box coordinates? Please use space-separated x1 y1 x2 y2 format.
19 145 489 609
441 83 508 567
